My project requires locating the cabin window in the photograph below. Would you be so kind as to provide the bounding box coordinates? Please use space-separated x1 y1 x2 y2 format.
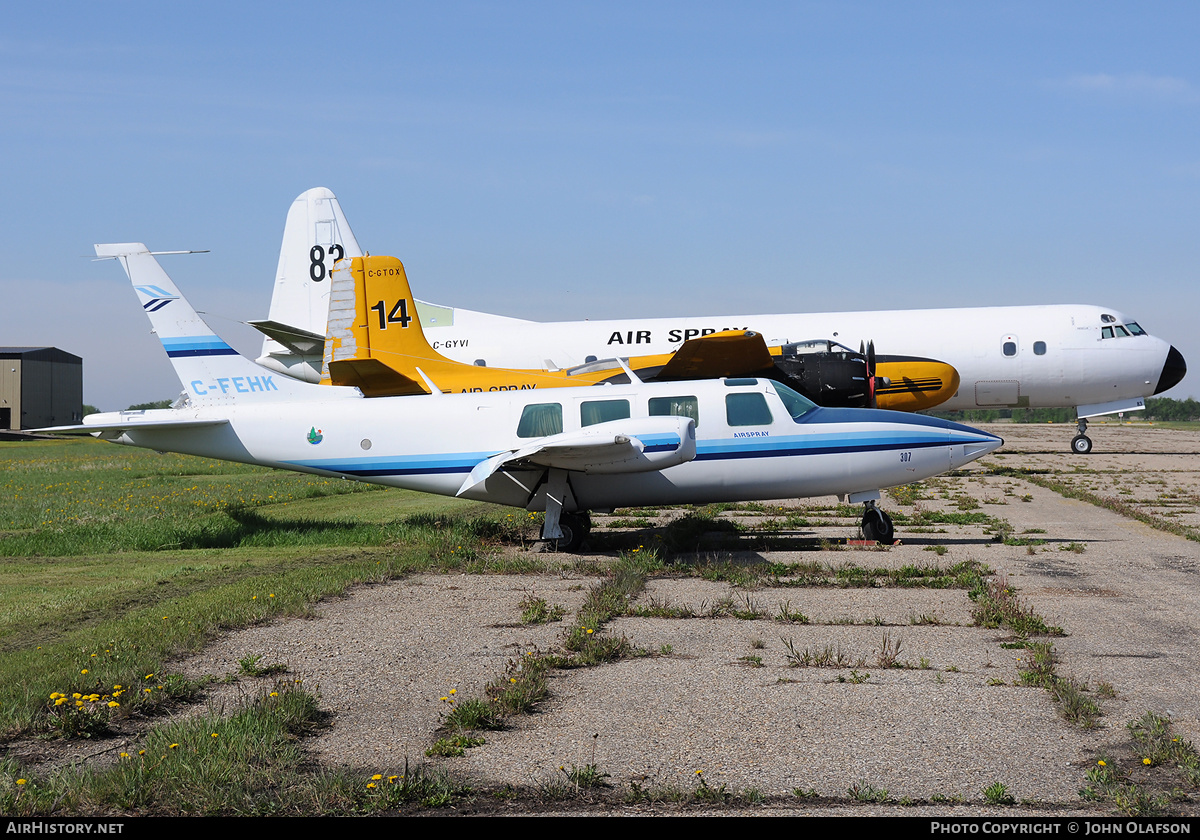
516 403 563 438
725 392 773 426
723 378 759 387
771 382 819 421
581 399 630 427
1101 326 1114 339
649 396 699 427
1003 341 1017 356
1033 341 1047 356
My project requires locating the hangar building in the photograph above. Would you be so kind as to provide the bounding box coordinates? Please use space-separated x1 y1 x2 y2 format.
0 347 83 431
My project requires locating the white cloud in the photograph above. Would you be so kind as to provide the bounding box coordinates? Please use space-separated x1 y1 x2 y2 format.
1056 73 1198 104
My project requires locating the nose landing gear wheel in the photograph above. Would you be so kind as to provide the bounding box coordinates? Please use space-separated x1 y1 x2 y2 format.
1071 434 1093 455
861 505 894 544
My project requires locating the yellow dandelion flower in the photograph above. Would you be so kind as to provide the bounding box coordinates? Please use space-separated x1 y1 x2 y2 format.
270 692 278 697
1098 760 1106 766
1143 758 1152 765
139 750 145 755
449 689 456 695
81 669 88 675
587 628 594 634
510 677 517 684
16 779 25 785
211 732 219 738
372 774 383 780
120 753 130 759
108 701 120 708
169 743 179 749
388 776 398 783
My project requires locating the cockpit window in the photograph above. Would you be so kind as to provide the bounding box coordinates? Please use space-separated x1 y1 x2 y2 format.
770 382 819 421
1126 322 1147 336
1101 326 1114 339
1115 325 1130 337
1101 314 1117 323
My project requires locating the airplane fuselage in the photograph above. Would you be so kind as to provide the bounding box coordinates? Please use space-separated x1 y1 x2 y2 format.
95 377 1001 513
415 303 1184 415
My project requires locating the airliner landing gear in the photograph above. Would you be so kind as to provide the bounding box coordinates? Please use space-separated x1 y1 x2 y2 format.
861 502 894 544
1071 418 1093 454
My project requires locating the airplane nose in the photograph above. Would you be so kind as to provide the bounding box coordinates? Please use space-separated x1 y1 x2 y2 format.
1154 346 1187 394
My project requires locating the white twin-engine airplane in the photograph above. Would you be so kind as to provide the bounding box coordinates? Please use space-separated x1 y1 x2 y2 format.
253 188 1186 454
41 244 1004 550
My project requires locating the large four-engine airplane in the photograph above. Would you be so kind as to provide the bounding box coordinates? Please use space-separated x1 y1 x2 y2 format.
253 188 1186 454
317 249 961 413
253 189 961 413
40 243 1004 550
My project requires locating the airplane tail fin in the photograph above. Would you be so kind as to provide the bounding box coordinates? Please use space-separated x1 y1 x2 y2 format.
323 255 448 395
253 187 364 364
95 243 355 405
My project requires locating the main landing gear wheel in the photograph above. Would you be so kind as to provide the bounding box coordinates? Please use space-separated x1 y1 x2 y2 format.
549 512 590 553
861 504 894 544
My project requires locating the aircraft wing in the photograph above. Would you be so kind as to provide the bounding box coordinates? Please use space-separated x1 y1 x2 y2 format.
457 416 696 497
654 330 775 380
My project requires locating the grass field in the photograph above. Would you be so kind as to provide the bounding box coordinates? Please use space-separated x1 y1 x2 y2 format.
0 438 538 743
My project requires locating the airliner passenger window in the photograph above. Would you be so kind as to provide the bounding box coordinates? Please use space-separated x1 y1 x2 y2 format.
516 403 563 438
1003 341 1017 356
1033 341 1046 356
726 393 773 426
649 396 699 427
581 399 630 427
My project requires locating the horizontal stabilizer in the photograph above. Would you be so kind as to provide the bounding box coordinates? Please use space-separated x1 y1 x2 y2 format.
327 358 430 396
248 319 326 356
36 415 229 439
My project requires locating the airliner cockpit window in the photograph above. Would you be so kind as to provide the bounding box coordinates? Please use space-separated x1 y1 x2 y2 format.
1115 325 1130 337
1101 327 1114 339
1126 322 1147 336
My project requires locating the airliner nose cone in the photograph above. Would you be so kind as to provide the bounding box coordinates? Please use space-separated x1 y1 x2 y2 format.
1154 346 1187 394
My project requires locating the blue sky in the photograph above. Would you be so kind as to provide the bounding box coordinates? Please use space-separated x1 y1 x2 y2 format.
2 2 1198 409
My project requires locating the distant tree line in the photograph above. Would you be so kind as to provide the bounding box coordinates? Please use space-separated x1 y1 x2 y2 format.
929 397 1200 423
81 400 173 417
